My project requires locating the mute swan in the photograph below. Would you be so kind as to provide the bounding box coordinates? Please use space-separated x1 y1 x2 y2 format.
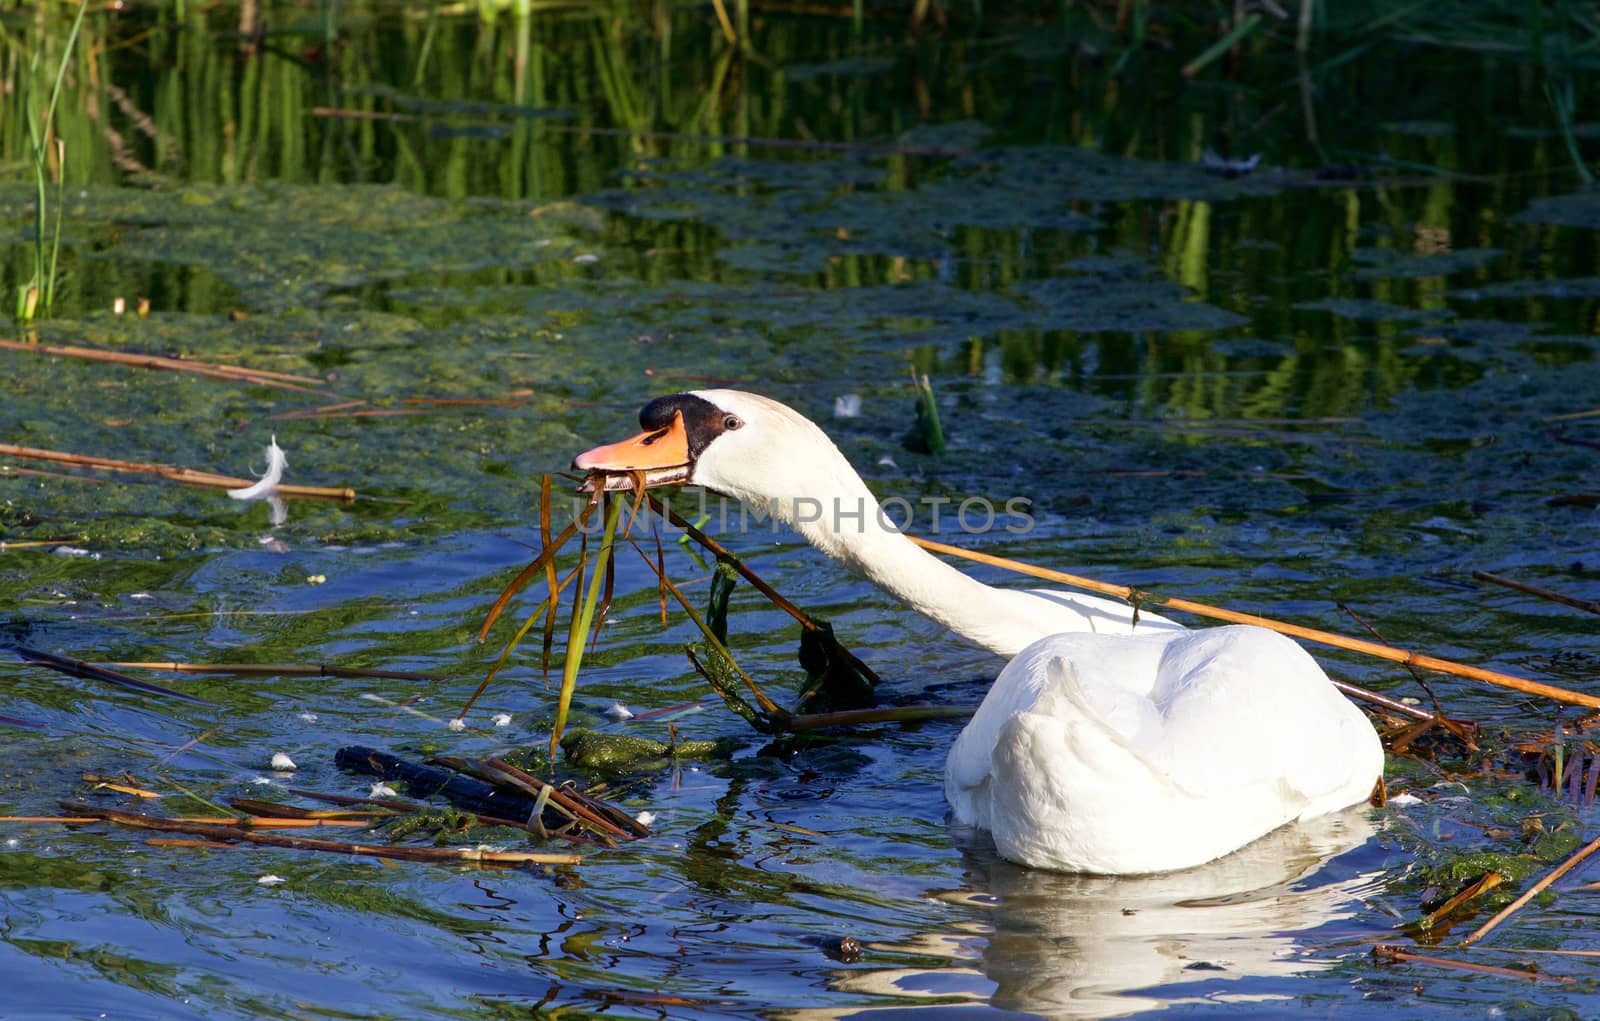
573 390 1384 875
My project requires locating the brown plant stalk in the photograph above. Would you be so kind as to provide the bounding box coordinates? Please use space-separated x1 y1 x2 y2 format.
909 537 1600 710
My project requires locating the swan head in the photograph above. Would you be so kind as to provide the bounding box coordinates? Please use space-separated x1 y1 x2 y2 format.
572 390 858 510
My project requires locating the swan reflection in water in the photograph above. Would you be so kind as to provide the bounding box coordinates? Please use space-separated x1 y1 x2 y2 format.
820 809 1385 1019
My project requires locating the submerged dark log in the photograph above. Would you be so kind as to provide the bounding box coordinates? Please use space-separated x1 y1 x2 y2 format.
336 746 544 825
334 746 641 845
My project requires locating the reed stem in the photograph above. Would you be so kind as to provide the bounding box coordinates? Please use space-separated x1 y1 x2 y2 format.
910 536 1600 710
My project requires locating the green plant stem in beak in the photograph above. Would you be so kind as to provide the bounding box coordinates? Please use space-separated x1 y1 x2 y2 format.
551 494 623 762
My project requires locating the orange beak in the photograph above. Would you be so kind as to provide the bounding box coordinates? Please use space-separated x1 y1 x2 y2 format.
573 410 693 490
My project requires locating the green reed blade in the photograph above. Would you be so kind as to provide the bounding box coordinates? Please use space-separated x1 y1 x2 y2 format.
550 493 622 763
1181 12 1262 78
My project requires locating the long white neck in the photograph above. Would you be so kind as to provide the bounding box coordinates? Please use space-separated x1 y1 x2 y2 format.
809 512 1062 658
707 453 1104 658
685 390 1182 655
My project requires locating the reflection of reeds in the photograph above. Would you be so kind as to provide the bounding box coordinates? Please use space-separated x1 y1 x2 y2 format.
0 2 1593 421
13 0 88 323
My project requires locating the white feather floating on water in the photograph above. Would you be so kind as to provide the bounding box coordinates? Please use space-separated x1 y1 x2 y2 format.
229 436 287 501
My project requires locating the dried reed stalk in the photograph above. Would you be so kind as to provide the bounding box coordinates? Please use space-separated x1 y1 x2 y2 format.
1330 679 1440 722
1415 871 1503 931
0 338 329 393
1473 570 1600 617
1372 943 1570 983
110 661 447 681
61 804 581 866
18 646 214 705
910 537 1600 710
481 757 648 839
1462 832 1600 946
226 798 387 820
647 494 881 686
0 443 355 502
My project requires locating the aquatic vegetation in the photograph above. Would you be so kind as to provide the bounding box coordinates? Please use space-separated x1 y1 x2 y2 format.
559 728 732 771
3 0 1600 1016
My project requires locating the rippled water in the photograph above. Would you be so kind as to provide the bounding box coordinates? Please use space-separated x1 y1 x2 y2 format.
3 5 1600 1018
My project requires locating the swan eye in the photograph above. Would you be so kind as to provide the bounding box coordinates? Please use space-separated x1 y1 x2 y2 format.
722 415 743 431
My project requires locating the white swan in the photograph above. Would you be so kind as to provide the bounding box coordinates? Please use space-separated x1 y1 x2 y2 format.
573 390 1384 875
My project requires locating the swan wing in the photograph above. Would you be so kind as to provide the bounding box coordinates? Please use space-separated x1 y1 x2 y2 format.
948 627 1382 872
986 654 1305 873
1147 626 1383 812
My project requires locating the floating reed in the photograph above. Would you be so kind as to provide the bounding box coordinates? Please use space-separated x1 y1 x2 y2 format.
272 397 533 421
0 443 355 502
473 474 891 742
910 537 1600 710
1332 679 1445 723
481 756 648 839
1413 871 1504 933
1473 571 1600 618
109 661 448 682
17 646 214 705
0 338 329 393
272 406 428 420
61 804 581 866
1462 831 1600 946
646 494 881 686
1372 943 1570 984
226 798 389 821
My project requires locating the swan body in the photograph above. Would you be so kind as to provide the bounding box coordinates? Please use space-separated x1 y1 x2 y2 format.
949 628 1381 873
574 389 1384 874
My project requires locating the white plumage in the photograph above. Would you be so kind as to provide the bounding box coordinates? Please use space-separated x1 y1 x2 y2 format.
946 626 1382 873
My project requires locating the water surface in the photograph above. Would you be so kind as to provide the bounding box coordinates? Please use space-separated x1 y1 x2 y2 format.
3 4 1600 1017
